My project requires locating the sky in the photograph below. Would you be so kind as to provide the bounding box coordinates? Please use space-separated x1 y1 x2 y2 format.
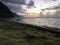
0 0 60 17
26 0 60 13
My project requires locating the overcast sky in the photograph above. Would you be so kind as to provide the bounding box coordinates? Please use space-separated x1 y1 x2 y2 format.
0 0 60 17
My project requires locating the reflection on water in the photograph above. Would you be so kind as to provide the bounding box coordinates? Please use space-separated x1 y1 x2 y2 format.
20 18 60 28
9 17 60 28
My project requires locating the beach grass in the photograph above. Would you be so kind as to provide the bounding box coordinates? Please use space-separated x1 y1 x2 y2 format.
0 19 60 45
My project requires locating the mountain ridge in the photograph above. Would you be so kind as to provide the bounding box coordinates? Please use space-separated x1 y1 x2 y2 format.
0 1 16 18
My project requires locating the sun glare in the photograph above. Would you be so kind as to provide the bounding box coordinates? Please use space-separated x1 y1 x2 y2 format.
25 7 41 17
26 8 41 13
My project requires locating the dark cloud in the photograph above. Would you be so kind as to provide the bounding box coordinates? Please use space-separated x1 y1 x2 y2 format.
1 0 26 5
44 0 56 3
41 4 60 17
0 0 35 14
5 3 25 13
53 6 60 9
53 0 56 2
27 0 35 8
50 4 60 9
42 4 60 11
0 0 27 14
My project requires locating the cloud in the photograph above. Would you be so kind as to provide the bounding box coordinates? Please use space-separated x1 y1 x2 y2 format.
41 4 60 17
49 5 60 10
0 0 35 13
5 3 25 13
53 0 56 2
42 4 60 11
44 0 56 2
27 0 35 8
0 0 27 14
1 0 26 5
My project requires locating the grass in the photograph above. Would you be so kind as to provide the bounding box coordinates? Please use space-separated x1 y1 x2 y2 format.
0 19 60 45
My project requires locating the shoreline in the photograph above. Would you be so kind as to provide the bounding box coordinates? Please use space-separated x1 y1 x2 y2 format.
5 19 60 32
8 17 60 29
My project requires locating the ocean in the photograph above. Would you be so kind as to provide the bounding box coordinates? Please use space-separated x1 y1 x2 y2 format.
10 17 60 28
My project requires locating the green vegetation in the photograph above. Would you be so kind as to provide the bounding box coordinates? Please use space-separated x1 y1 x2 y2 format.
0 19 60 45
